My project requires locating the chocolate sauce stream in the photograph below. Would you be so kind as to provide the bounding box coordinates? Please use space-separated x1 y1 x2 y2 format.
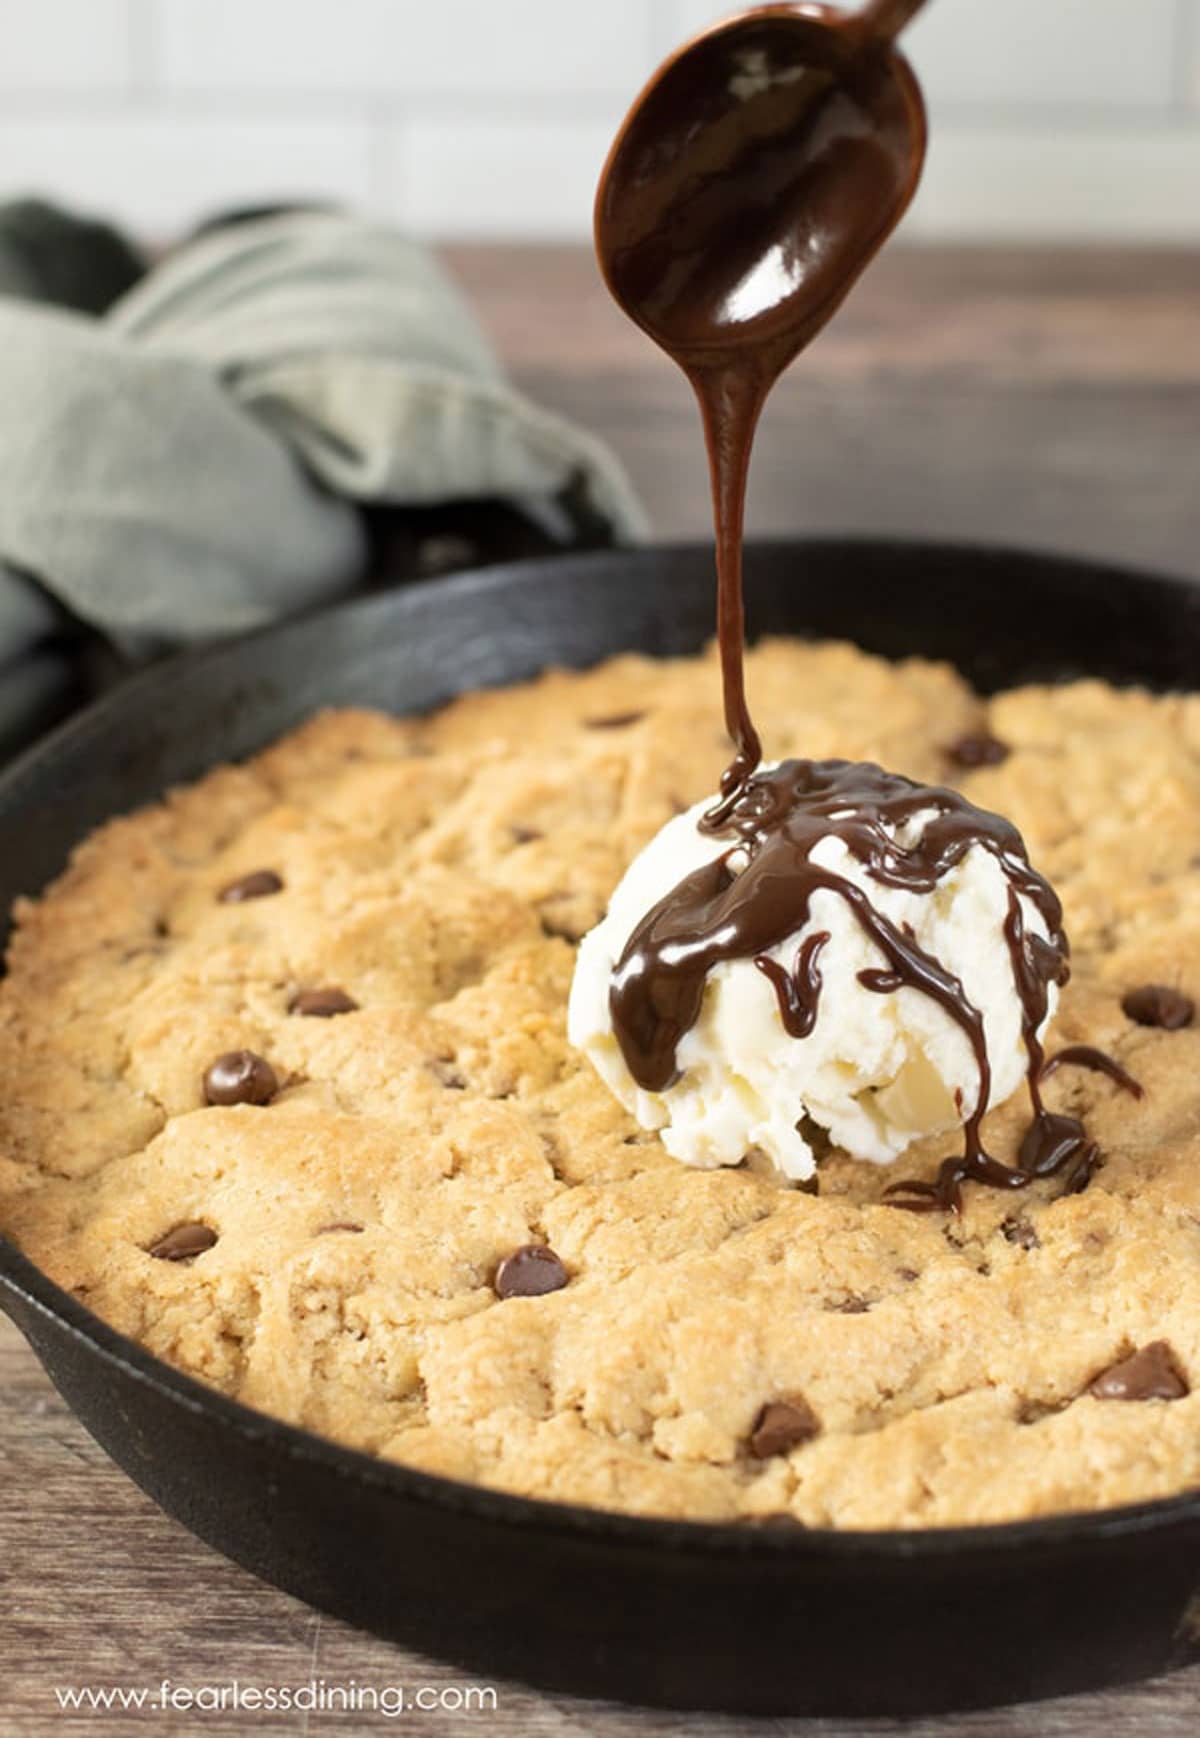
595 4 927 819
699 366 766 802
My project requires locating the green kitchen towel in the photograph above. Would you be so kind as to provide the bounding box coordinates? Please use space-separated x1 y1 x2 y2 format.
0 204 647 755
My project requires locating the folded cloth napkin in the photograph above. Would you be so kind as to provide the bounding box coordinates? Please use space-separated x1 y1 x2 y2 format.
0 202 646 756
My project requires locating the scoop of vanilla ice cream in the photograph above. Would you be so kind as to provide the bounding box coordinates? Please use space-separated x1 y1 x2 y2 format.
568 783 1058 1182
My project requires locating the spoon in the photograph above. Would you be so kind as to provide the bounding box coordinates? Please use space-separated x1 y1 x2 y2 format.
594 1 930 797
595 0 930 364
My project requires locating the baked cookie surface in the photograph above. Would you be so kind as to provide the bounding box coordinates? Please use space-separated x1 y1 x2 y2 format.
3 637 1200 1529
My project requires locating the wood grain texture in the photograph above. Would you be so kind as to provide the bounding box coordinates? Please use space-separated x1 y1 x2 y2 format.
445 242 1200 582
3 243 1200 1736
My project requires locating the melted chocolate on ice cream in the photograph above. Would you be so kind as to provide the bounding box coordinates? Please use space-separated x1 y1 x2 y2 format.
595 5 1133 1209
609 759 1085 1211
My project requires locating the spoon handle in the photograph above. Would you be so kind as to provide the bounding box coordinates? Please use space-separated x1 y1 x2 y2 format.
852 0 931 45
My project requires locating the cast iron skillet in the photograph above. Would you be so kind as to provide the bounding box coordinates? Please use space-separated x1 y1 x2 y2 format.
2 539 1199 1718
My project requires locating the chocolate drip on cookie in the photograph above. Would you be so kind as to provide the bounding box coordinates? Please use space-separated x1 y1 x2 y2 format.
1042 1044 1143 1098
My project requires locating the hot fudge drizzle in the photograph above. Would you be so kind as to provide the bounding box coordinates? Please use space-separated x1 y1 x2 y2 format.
595 5 1135 1209
608 759 1120 1211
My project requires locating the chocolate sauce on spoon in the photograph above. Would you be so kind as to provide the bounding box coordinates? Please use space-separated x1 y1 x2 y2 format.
596 0 928 803
594 3 1129 1209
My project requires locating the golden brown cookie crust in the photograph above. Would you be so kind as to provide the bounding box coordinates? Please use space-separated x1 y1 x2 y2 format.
3 639 1200 1528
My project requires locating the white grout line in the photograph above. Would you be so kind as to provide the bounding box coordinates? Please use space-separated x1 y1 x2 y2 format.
126 0 156 96
0 88 1197 132
1173 0 1198 111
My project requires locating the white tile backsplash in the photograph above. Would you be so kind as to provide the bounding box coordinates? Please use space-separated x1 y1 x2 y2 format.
662 0 1181 109
0 115 372 233
1184 0 1200 106
388 114 621 238
905 0 1180 110
0 0 1196 241
0 0 133 91
909 122 1200 240
160 0 654 98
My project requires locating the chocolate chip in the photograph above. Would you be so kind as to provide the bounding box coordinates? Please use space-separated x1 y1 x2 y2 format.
510 825 544 845
494 1244 569 1299
947 733 1010 768
316 1221 364 1235
1016 1396 1064 1425
147 1222 217 1261
1089 1340 1189 1401
290 987 358 1018
584 710 645 729
828 1294 871 1314
1001 1215 1040 1250
749 1394 821 1458
1122 984 1194 1030
218 869 283 903
203 1050 278 1107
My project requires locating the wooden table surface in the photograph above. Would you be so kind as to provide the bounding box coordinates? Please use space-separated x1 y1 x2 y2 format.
4 243 1200 1736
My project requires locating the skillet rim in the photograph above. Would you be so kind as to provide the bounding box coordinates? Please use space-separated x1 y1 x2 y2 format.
3 532 1200 1562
